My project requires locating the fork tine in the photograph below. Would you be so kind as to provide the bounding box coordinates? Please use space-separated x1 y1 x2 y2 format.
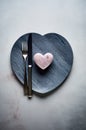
22 42 28 53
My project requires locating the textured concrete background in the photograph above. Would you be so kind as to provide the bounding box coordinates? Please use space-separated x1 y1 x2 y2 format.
0 0 86 130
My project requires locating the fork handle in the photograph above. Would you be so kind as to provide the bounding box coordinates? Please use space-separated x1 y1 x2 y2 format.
24 60 29 95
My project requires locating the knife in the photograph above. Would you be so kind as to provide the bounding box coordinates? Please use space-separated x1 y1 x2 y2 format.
28 33 32 98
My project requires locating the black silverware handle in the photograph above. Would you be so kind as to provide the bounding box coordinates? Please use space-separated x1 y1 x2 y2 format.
28 65 32 98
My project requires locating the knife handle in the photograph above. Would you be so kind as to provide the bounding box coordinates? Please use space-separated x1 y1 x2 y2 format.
28 66 32 98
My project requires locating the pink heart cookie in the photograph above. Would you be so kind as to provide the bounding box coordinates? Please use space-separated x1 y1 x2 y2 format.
33 53 53 70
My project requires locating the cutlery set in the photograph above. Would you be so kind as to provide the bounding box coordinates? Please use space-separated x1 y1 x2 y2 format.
22 34 32 98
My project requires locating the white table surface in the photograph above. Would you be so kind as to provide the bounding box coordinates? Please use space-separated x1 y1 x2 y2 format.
0 0 86 130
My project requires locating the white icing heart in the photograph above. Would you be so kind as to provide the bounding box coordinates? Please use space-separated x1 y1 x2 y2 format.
33 53 53 70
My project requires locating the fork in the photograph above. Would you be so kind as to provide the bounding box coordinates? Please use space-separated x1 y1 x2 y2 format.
22 42 29 95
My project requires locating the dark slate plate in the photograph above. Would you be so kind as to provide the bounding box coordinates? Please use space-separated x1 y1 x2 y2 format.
10 33 73 94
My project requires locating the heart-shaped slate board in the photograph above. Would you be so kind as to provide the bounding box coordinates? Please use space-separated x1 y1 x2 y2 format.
10 33 73 94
